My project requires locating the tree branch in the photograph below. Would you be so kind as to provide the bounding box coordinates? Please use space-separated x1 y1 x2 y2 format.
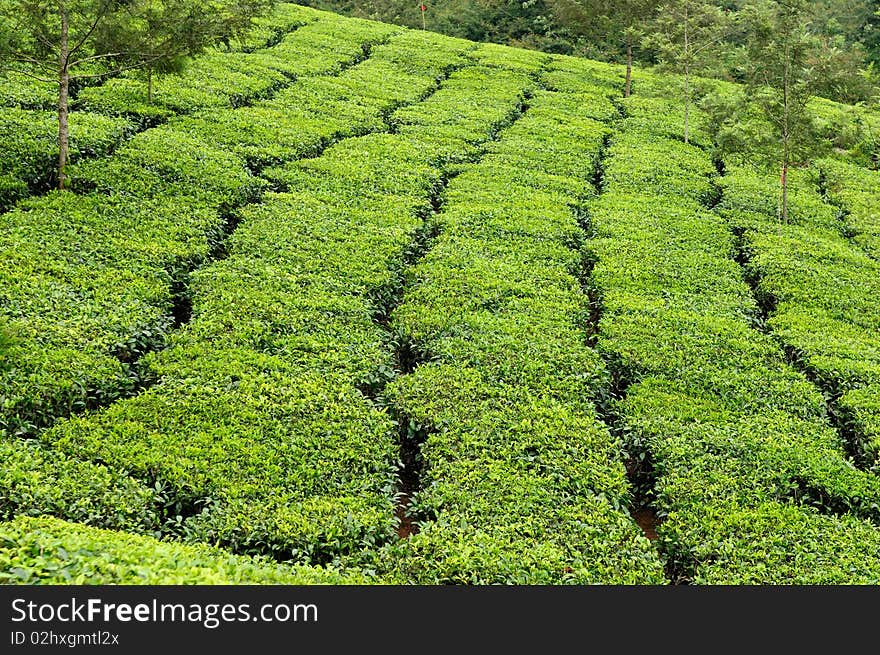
0 68 55 83
70 56 168 80
31 28 58 52
691 29 735 56
6 12 57 52
2 55 54 73
68 0 113 61
69 51 127 67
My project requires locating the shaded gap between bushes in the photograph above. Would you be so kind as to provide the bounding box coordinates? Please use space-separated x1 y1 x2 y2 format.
783 345 875 471
150 48 480 554
723 166 875 473
578 94 685 583
713 159 879 526
362 88 537 541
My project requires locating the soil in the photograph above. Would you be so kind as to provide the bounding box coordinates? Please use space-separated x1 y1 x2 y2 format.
631 507 659 541
395 494 416 539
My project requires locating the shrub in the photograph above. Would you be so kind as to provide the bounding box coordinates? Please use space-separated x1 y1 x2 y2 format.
0 516 372 584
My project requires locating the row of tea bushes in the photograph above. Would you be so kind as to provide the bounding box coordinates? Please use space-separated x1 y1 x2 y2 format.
717 163 880 463
588 89 880 583
0 4 325 206
0 16 435 544
0 516 369 584
370 59 667 584
40 64 538 564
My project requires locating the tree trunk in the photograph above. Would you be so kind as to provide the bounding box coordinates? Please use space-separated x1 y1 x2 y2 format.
683 6 690 145
684 61 690 145
57 3 70 191
781 120 790 223
781 38 790 223
781 159 788 223
625 37 633 98
147 67 153 103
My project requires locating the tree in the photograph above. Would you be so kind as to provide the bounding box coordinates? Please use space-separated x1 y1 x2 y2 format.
643 0 733 143
304 0 558 49
0 0 271 190
867 1 880 66
127 1 274 103
548 0 659 96
808 34 875 104
740 0 819 222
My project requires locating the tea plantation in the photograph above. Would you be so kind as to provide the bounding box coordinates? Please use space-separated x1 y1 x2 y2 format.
1 3 879 584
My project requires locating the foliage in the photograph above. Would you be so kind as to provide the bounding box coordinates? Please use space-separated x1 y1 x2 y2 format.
589 84 880 582
642 0 733 141
372 74 665 583
0 0 277 186
0 516 372 584
808 34 877 103
2 2 880 586
0 0 273 84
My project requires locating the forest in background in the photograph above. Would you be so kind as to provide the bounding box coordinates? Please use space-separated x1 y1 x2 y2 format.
300 0 880 103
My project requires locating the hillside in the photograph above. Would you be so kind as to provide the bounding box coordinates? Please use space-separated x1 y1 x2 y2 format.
1 3 880 585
